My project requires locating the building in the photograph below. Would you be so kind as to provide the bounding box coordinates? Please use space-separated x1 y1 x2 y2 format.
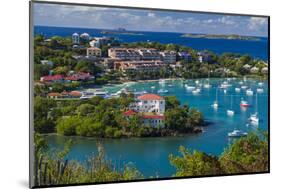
160 51 177 64
130 94 165 114
108 48 142 60
72 33 80 44
123 94 166 127
80 33 90 41
261 66 268 73
142 115 165 127
87 47 101 57
138 48 161 61
40 74 64 82
197 52 212 63
65 72 94 81
243 64 251 70
115 60 166 72
250 66 259 73
40 60 53 67
89 37 111 48
178 52 192 62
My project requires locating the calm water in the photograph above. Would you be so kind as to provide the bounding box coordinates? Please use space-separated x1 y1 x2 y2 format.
34 26 268 60
44 78 268 178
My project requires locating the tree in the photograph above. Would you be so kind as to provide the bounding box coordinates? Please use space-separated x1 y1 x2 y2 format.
219 132 268 173
165 96 180 110
169 146 224 177
56 116 82 136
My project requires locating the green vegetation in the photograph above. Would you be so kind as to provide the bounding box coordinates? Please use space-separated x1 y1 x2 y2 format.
33 131 268 186
169 132 268 177
34 134 143 186
34 94 204 138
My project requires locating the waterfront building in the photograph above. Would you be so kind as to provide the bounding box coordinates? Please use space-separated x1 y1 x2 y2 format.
124 94 165 127
86 47 101 57
72 32 80 44
130 94 165 114
197 52 212 63
115 60 166 72
243 64 251 70
160 51 177 64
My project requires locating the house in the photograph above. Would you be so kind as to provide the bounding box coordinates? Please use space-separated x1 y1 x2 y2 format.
40 60 53 67
160 51 177 64
124 94 166 127
40 74 64 82
80 33 90 42
178 52 192 62
65 72 93 81
47 92 61 99
142 115 165 127
87 47 101 57
130 94 165 114
261 67 268 74
89 37 111 48
250 66 259 73
243 64 251 70
197 52 212 63
115 60 166 73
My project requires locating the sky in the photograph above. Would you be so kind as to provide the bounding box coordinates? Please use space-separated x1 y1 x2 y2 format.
33 3 268 37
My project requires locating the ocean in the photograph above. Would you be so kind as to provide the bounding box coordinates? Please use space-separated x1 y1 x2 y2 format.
34 26 268 61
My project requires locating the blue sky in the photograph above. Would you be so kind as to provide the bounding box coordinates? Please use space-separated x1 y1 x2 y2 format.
33 3 268 37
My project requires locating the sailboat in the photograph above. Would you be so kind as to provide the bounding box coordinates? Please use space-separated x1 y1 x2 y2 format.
212 88 219 108
227 95 235 116
249 93 259 124
204 71 212 89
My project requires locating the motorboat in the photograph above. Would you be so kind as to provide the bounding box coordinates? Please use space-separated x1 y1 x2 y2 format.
227 95 235 116
240 99 250 107
228 129 248 137
246 89 254 96
235 88 241 93
257 88 264 93
157 89 168 93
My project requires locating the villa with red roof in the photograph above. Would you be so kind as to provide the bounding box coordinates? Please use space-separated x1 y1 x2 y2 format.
124 93 166 127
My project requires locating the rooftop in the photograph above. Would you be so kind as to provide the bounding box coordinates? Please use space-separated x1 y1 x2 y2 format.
138 94 164 100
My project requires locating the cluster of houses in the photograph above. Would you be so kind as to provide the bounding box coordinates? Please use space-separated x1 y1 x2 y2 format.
243 64 268 74
123 93 166 127
40 72 94 83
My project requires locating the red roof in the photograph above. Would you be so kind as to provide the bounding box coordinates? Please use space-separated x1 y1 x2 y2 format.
138 94 163 100
142 115 165 119
41 74 64 81
47 92 61 97
69 91 82 97
123 110 137 116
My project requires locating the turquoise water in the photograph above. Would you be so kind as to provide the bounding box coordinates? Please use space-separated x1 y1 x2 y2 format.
44 78 268 177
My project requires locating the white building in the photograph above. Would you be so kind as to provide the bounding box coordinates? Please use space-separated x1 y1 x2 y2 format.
261 67 268 73
86 47 101 57
80 33 90 42
72 33 80 44
250 66 259 73
130 94 165 114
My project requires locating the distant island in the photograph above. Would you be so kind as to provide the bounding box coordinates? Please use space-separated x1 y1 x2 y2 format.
181 33 260 41
101 28 144 36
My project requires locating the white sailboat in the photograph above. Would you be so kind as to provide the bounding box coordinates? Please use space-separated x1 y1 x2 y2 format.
246 89 254 96
249 93 259 124
204 71 212 88
212 88 219 109
227 95 235 116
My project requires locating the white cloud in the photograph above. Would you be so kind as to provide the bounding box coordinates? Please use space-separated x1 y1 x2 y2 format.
248 17 268 30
